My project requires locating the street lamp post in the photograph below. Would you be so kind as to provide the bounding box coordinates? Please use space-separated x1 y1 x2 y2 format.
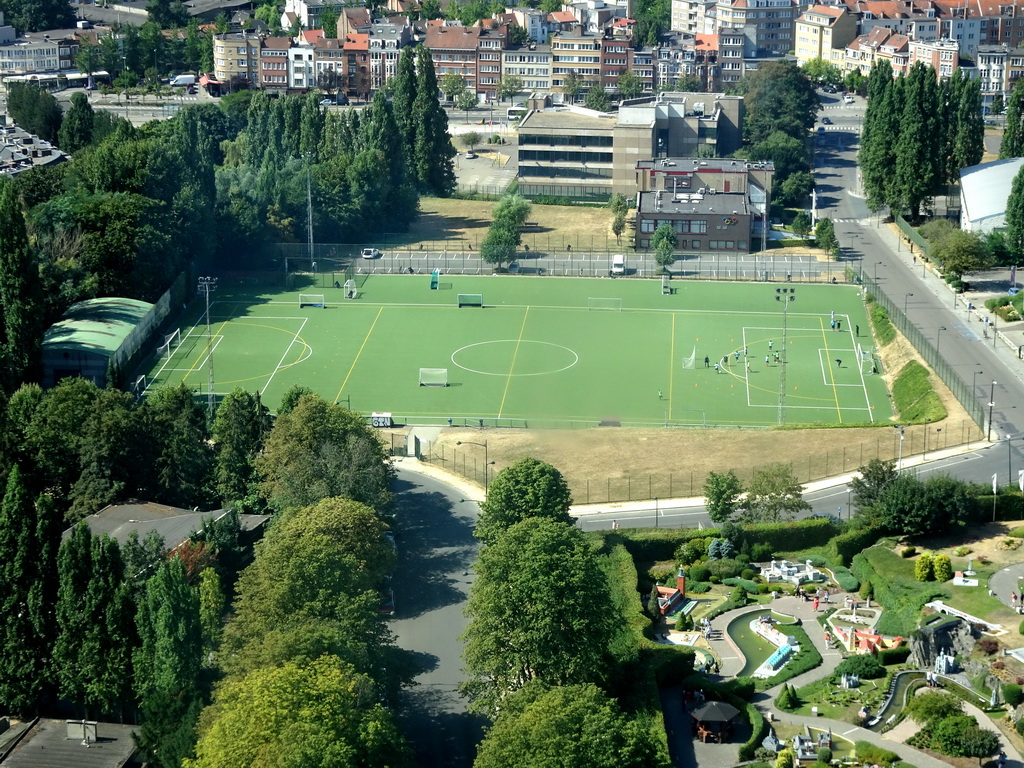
936 326 947 356
456 440 493 489
654 496 659 528
904 293 913 315
988 380 997 442
775 287 796 425
894 424 905 471
873 260 882 282
198 277 217 418
973 369 984 396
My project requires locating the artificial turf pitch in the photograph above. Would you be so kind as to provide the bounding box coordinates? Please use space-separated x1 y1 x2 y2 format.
143 274 891 428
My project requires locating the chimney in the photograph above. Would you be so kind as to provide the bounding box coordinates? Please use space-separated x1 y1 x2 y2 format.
676 568 686 596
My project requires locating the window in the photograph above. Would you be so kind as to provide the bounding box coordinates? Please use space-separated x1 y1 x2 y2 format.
691 240 701 249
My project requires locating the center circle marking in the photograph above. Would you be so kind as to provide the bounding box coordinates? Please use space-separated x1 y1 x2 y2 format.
451 340 579 377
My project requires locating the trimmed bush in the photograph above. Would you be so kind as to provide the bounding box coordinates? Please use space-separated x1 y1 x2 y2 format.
688 564 711 583
751 543 773 561
868 299 896 345
855 740 900 766
978 637 999 655
901 546 917 558
825 525 883 567
876 645 910 666
687 581 712 594
831 566 859 592
914 552 934 582
723 577 760 594
707 558 743 581
817 747 832 764
834 654 885 680
1003 683 1023 707
741 568 755 580
1016 718 1024 737
738 702 769 761
1009 526 1024 539
932 553 953 582
1019 618 1024 636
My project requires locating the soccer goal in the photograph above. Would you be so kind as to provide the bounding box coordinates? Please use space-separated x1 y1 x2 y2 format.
419 368 449 387
680 346 696 370
430 268 440 290
130 375 146 399
661 275 673 295
157 329 181 360
589 297 622 311
458 293 484 308
343 279 358 299
299 294 326 308
858 343 877 374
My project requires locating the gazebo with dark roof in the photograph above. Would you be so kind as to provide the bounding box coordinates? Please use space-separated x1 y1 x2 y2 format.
691 700 740 743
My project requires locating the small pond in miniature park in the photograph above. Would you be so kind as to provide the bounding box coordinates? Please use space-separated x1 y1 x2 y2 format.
727 611 799 678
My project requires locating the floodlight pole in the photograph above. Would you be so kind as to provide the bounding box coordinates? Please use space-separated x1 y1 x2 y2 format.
198 276 217 418
894 424 905 472
988 380 997 442
775 288 796 425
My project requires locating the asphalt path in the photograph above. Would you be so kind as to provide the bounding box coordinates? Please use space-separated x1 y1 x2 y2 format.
389 465 485 768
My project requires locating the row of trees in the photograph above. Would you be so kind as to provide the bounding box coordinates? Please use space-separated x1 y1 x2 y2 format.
703 463 811 524
75 20 213 85
463 458 669 766
860 61 983 220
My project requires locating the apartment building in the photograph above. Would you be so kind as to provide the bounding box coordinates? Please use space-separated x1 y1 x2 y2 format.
426 23 508 98
976 43 1024 110
260 36 291 93
0 13 78 78
671 0 718 35
550 30 603 91
366 23 412 91
795 5 858 66
213 31 262 86
715 0 800 56
634 158 775 253
909 37 959 77
342 32 371 100
502 43 554 91
516 92 744 200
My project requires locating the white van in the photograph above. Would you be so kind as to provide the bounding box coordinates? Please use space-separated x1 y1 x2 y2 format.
170 74 196 87
843 93 855 105
611 254 626 275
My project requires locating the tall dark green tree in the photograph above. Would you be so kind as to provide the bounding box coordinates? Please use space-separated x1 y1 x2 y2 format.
0 177 42 391
211 388 270 503
859 59 898 212
737 60 819 145
391 46 418 156
57 93 95 153
1001 79 1024 159
950 73 984 181
53 522 94 708
0 467 52 713
1005 163 1024 260
2 0 74 33
476 458 573 543
83 534 135 716
412 46 456 196
892 63 940 220
143 384 214 509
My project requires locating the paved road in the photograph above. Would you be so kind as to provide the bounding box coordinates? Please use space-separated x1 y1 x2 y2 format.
389 463 485 768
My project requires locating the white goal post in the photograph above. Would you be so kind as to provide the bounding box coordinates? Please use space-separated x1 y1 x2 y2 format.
299 293 326 308
588 297 622 311
680 346 696 370
419 368 449 387
130 375 146 399
858 343 876 374
157 328 181 360
343 279 357 299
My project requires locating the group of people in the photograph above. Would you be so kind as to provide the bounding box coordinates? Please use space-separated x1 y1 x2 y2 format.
924 671 943 687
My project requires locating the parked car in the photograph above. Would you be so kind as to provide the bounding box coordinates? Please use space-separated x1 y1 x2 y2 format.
507 261 520 273
823 85 838 93
817 126 826 134
320 98 334 106
822 116 832 125
465 151 477 159
361 248 381 259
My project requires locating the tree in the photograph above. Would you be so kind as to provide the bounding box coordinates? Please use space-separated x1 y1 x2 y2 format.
951 75 984 178
931 714 999 760
1002 79 1024 159
737 60 820 145
257 392 394 513
801 58 843 87
892 63 940 220
254 3 282 33
657 74 702 94
3 0 73 32
184 656 408 768
197 567 225 656
991 95 1005 115
76 41 101 83
778 172 814 208
850 458 898 515
319 3 339 34
791 210 812 237
456 89 477 123
704 470 743 523
739 463 810 523
915 552 934 581
560 70 584 103
617 71 645 100
461 131 481 152
934 229 988 280
496 74 524 103
815 217 838 255
477 458 573 543
473 683 668 768
651 222 677 268
0 176 42 391
612 211 626 244
211 388 270 504
462 518 618 715
144 384 214 509
906 691 962 724
584 85 611 112
58 92 95 153
845 69 866 95
412 47 456 196
1005 165 1024 261
440 72 467 103
932 553 953 582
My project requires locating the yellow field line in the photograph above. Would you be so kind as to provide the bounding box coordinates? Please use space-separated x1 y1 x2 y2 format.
819 316 843 422
498 306 530 417
668 313 675 420
182 311 234 385
335 307 384 403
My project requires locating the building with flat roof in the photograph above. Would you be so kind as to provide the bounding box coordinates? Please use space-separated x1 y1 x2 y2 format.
0 719 137 768
516 92 744 201
634 157 774 254
960 157 1024 234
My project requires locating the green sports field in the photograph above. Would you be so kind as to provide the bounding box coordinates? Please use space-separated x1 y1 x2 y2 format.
142 275 891 428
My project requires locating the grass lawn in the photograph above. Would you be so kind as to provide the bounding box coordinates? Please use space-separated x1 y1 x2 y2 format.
143 277 887 428
792 676 887 721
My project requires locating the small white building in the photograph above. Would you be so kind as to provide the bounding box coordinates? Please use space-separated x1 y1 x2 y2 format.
960 157 1024 234
761 559 823 586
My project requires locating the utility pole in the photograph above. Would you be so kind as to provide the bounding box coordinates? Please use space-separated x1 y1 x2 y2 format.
198 277 217 419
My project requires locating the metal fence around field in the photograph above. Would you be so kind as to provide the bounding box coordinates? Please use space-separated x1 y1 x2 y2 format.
860 273 986 428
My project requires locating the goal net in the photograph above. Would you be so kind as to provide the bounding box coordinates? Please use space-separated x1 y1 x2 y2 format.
680 346 696 370
344 279 357 299
589 297 622 311
157 329 181 360
858 343 877 374
130 375 146 399
457 294 483 308
419 368 449 387
661 275 672 295
299 293 325 308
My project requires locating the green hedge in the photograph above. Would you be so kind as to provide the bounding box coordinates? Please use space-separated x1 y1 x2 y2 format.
979 493 1024 523
877 645 910 666
830 566 859 592
891 360 946 423
854 740 900 766
868 299 896 345
755 623 822 691
851 548 948 635
738 702 769 761
825 525 884 567
723 577 760 594
605 518 838 563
